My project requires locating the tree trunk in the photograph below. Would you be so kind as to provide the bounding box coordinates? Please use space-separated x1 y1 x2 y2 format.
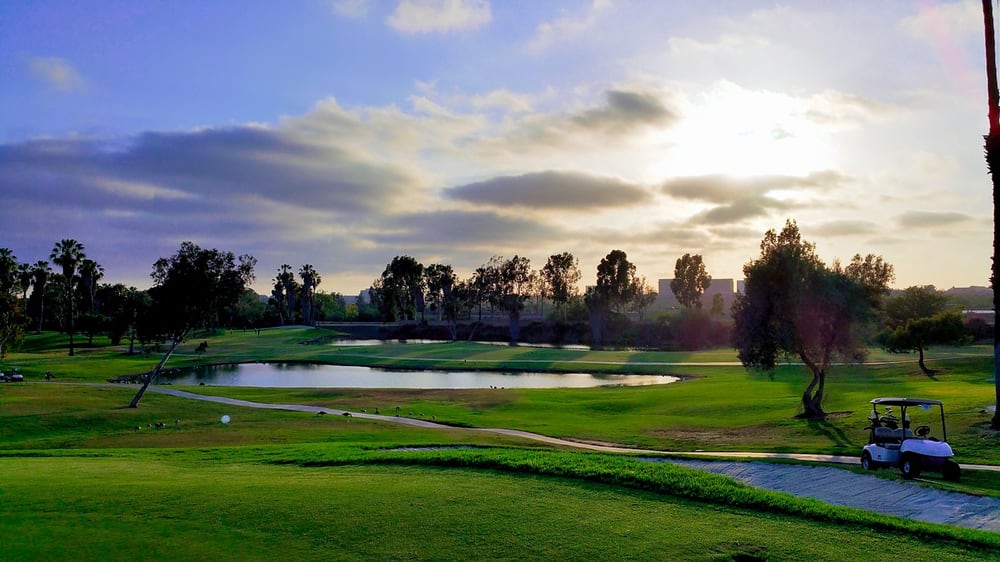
916 345 938 376
508 307 520 345
128 330 187 408
800 367 826 418
37 299 44 333
985 0 1000 429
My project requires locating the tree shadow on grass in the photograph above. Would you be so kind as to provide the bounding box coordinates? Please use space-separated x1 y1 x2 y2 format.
808 418 856 450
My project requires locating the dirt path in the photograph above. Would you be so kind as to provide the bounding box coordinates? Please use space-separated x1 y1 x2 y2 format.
149 386 1000 532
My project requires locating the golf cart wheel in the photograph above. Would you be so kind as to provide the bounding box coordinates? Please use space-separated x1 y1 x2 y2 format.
900 454 922 479
943 460 961 482
861 452 877 471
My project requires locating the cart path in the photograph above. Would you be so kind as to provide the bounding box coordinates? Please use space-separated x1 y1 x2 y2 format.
149 386 1000 532
645 458 1000 532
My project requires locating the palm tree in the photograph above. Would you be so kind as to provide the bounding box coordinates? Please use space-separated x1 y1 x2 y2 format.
298 264 321 326
16 262 32 302
78 258 104 314
31 261 51 333
50 239 86 356
984 0 1000 429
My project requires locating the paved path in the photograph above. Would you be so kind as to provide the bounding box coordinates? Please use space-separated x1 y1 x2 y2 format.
647 458 1000 532
149 386 1000 532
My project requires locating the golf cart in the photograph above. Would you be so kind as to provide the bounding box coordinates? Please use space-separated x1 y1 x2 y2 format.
861 397 960 481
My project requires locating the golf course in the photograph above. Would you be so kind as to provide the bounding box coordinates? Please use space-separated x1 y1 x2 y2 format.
2 327 998 560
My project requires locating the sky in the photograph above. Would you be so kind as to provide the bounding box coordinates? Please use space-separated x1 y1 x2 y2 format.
0 0 995 296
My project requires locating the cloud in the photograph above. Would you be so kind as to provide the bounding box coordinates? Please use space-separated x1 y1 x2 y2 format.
446 171 652 211
803 90 903 128
370 209 566 249
571 89 676 133
660 171 848 226
330 0 370 18
809 220 879 237
28 56 84 92
662 171 847 203
898 210 970 229
387 0 491 34
527 0 613 52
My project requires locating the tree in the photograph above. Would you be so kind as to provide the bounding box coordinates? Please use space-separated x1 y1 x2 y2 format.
732 220 893 418
595 249 637 313
983 0 1000 428
235 289 266 329
78 258 104 314
50 239 86 356
29 261 51 332
498 255 532 343
424 263 456 321
671 253 712 309
543 252 581 321
370 256 424 321
277 264 297 324
630 276 657 321
877 286 967 375
298 264 321 326
129 242 255 407
0 249 26 358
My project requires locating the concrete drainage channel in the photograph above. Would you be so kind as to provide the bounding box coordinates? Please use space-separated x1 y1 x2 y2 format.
644 458 1000 533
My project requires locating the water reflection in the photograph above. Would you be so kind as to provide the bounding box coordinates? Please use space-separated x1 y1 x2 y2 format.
331 339 590 351
159 362 678 389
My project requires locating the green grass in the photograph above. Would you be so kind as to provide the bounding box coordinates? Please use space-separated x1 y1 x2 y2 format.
1 447 996 561
3 329 997 463
1 329 998 559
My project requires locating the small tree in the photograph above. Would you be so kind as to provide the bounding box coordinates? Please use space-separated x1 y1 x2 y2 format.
671 253 712 309
630 276 657 321
543 252 582 321
732 220 893 417
878 286 967 375
129 242 255 408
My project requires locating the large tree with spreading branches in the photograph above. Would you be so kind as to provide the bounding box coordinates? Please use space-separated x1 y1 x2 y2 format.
732 221 893 418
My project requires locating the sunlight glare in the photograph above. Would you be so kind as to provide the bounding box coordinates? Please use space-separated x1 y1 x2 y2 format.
652 84 835 178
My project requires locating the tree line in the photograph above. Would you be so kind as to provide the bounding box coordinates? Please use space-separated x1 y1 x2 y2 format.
0 221 982 415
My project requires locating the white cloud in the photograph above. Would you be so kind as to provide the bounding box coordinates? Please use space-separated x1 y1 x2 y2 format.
527 0 613 52
330 0 370 19
387 0 491 34
28 56 84 92
899 1 981 41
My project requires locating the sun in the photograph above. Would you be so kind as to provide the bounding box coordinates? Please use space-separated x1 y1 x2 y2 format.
651 84 835 178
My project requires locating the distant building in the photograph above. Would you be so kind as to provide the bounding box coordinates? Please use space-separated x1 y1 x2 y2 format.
657 278 740 310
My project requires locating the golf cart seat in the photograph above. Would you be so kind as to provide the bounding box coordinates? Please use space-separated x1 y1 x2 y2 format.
873 427 913 445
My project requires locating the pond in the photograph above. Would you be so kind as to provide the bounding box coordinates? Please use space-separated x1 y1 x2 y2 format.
331 339 591 351
158 363 680 389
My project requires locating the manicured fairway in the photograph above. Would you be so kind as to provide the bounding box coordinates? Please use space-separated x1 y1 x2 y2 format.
1 452 996 561
2 329 998 560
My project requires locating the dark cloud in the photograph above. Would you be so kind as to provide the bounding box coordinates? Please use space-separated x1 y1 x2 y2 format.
898 211 970 228
692 200 771 225
809 220 879 237
659 171 848 226
370 209 567 249
661 171 847 202
445 170 652 210
571 89 676 133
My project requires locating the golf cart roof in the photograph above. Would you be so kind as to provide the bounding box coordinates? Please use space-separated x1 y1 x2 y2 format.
870 397 943 406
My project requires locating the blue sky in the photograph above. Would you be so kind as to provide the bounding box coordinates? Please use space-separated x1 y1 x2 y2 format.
0 0 993 295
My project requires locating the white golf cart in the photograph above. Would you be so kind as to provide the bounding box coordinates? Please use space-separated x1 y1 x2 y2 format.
861 397 960 481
